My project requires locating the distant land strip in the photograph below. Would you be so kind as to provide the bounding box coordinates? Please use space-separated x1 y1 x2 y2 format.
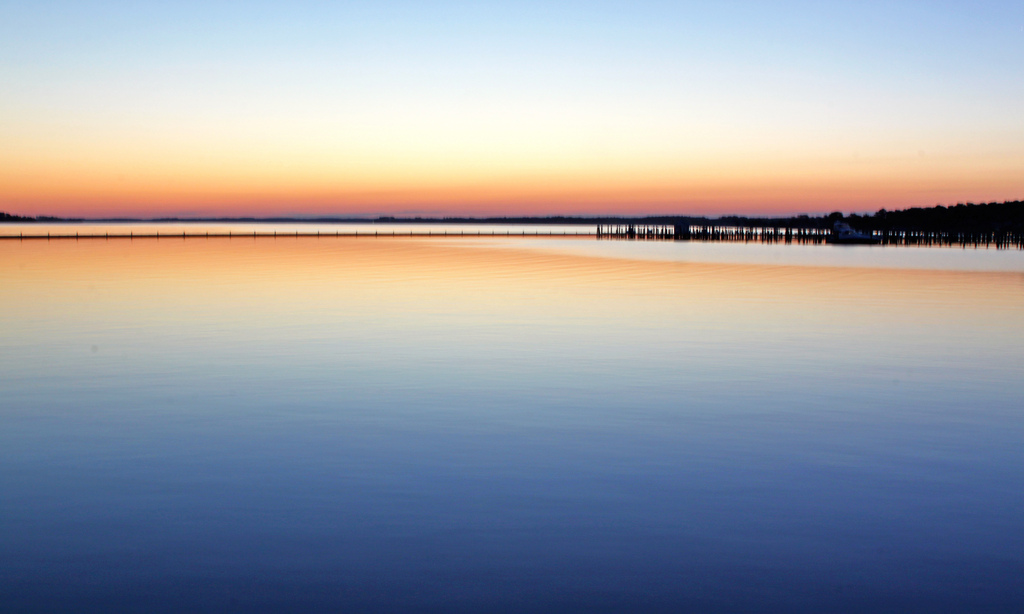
2 200 1023 234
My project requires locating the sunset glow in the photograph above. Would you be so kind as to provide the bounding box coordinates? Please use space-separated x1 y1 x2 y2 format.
2 2 1022 218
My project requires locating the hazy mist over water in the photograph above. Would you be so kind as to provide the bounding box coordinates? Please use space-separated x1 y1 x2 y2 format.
2 232 1023 612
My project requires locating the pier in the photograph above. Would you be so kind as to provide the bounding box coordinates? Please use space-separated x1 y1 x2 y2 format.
870 229 1024 249
596 224 681 240
597 224 833 243
596 224 1024 249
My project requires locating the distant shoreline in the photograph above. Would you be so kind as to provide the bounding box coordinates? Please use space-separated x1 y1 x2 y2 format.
2 200 1022 234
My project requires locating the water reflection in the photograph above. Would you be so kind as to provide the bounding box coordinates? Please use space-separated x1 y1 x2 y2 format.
1 237 1022 612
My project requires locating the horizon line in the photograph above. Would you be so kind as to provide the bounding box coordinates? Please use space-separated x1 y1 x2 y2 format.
3 199 1022 224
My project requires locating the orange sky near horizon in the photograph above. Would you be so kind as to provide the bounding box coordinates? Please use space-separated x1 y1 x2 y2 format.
5 140 1022 218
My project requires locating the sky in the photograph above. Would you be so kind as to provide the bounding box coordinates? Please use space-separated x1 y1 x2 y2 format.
1 1 1022 218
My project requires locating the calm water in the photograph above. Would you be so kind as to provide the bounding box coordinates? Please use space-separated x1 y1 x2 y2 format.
2 231 1023 612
